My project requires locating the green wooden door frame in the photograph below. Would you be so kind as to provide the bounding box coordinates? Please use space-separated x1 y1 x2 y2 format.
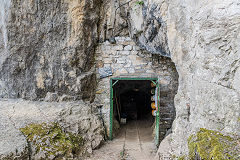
109 77 160 146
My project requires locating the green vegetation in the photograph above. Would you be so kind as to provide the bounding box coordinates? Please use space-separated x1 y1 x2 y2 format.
135 1 144 5
188 128 240 160
20 122 84 159
120 148 125 160
171 154 187 160
177 155 187 160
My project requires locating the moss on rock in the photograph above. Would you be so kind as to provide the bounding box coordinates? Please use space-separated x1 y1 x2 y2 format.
177 155 187 160
20 122 84 159
188 128 240 160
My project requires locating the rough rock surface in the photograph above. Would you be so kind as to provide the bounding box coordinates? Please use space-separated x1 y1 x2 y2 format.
98 0 130 42
0 0 239 159
129 0 170 57
167 0 240 156
0 113 28 160
128 0 240 157
0 99 104 159
58 104 105 155
0 0 101 101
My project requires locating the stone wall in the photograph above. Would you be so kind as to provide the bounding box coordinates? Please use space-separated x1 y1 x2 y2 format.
95 36 178 140
96 37 153 75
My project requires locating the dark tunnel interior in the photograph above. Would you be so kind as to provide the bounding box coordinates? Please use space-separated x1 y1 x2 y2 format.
113 80 155 124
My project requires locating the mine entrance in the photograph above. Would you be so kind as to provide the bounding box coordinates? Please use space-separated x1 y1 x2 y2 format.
110 77 160 146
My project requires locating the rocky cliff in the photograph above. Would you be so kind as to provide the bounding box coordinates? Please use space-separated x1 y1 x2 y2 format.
168 0 240 156
0 0 102 101
0 0 239 159
129 0 240 157
0 0 104 159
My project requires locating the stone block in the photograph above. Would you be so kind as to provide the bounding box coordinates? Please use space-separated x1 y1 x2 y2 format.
115 68 128 75
135 66 142 70
122 41 135 46
132 46 141 51
144 64 152 69
104 58 112 63
124 45 133 51
136 56 144 61
112 55 120 58
132 60 147 66
115 37 125 42
160 79 170 85
120 51 130 55
112 63 123 69
146 70 155 73
113 45 124 51
128 55 137 61
102 53 111 58
126 68 135 73
101 45 111 51
135 69 145 73
131 51 138 55
116 58 126 64
125 37 132 41
124 61 132 67
109 50 117 55
104 64 111 67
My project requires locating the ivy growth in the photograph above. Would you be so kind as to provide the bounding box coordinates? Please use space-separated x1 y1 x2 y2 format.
135 1 144 5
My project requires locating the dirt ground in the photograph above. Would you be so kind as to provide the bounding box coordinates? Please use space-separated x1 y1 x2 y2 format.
86 119 157 160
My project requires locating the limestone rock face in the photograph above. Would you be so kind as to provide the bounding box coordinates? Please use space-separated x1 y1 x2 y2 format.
0 0 239 158
58 104 105 155
0 0 101 101
0 99 66 159
129 0 240 157
129 0 170 57
0 113 28 160
167 0 240 156
0 99 104 159
98 0 130 42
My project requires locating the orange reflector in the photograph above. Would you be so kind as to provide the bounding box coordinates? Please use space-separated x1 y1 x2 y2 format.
151 102 156 109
